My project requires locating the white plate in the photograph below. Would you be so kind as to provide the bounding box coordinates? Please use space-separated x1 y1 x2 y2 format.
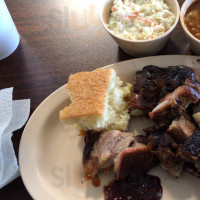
19 55 200 200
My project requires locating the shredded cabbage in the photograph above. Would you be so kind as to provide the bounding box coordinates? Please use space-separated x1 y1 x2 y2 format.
107 0 176 40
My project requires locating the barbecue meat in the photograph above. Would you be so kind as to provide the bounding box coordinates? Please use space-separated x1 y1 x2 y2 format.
156 146 184 177
145 128 179 150
82 130 154 180
160 65 197 97
180 129 200 171
129 65 165 115
82 131 101 180
167 115 196 143
130 65 197 115
184 69 200 94
149 85 200 129
114 141 153 180
82 130 134 179
184 162 200 178
145 128 184 177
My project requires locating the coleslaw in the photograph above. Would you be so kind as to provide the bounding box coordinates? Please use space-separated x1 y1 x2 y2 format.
107 0 176 40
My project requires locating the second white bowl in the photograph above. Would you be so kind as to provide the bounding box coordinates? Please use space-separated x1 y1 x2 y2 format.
180 0 200 55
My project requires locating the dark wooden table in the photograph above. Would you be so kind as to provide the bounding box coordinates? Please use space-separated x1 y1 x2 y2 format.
0 0 192 199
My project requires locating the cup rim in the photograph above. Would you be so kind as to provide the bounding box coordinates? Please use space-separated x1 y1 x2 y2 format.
100 0 180 43
180 0 200 44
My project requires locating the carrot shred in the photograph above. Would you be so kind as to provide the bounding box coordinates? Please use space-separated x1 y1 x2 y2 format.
128 16 134 22
132 12 139 15
121 12 138 21
136 17 157 26
112 7 118 12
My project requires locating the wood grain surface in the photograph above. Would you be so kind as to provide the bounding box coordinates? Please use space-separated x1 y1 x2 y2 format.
0 0 192 199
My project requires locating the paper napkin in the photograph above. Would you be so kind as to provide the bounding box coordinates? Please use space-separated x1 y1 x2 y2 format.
0 87 30 189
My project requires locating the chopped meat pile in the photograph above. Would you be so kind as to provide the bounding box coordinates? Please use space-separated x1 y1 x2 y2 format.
128 65 200 178
82 65 200 186
82 130 153 180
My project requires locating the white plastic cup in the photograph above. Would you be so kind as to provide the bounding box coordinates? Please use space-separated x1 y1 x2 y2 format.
0 0 20 60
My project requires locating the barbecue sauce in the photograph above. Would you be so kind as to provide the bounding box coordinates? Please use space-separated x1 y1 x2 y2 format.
104 174 162 200
92 175 101 187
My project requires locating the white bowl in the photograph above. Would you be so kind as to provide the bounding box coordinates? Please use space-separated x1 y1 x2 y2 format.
100 0 180 57
180 0 200 55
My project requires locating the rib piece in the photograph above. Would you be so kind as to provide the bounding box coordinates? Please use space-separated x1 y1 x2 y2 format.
180 129 200 171
114 141 153 180
184 69 200 94
145 128 184 177
129 65 197 115
167 115 196 143
82 130 134 180
149 85 200 129
156 146 184 177
145 128 179 150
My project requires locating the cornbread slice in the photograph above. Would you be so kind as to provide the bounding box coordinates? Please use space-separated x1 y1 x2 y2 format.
59 68 131 131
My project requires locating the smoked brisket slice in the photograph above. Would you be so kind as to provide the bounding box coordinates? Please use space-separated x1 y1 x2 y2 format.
82 130 134 180
114 141 153 180
82 130 154 180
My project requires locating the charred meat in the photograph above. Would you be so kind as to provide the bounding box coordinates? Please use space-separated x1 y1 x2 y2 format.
129 65 165 115
145 127 184 177
184 162 200 178
180 129 200 171
149 85 200 129
167 115 196 143
82 131 101 180
156 146 184 177
130 65 198 115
